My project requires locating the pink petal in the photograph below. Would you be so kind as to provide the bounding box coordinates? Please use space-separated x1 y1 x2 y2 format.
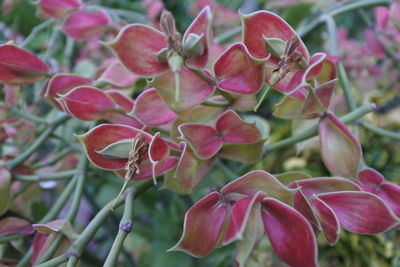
310 195 340 245
292 190 320 231
214 42 265 95
288 177 362 198
97 60 138 88
375 6 390 30
317 191 400 234
178 123 222 159
163 142 215 194
221 170 295 204
241 10 309 63
272 70 308 99
151 67 216 111
358 168 400 217
183 6 212 69
168 191 228 257
0 217 34 236
216 110 261 144
38 0 82 18
106 24 168 76
57 86 117 121
41 73 92 110
319 112 362 178
63 11 111 41
261 198 318 267
223 191 266 245
131 88 177 126
105 89 135 112
0 44 49 85
76 124 151 170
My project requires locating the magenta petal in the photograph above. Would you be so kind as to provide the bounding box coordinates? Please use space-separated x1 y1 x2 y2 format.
38 0 82 18
149 132 170 182
178 123 222 159
310 195 340 245
169 191 228 257
288 177 362 199
151 67 216 111
41 73 92 110
128 156 178 181
223 191 266 245
0 44 49 85
358 168 400 217
216 110 261 144
63 11 110 41
241 10 309 63
317 191 400 234
293 190 320 232
319 112 362 178
214 42 265 95
97 60 138 88
183 6 212 69
105 90 135 112
57 86 117 121
0 217 34 236
262 198 318 267
221 170 295 204
106 24 168 76
132 88 177 126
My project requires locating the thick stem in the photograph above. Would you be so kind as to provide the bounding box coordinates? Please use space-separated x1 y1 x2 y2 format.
103 189 135 267
362 122 400 141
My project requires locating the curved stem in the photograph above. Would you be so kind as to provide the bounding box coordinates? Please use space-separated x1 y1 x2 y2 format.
362 122 400 141
253 84 271 112
202 100 230 108
103 189 135 267
20 19 55 48
11 107 48 125
13 170 77 182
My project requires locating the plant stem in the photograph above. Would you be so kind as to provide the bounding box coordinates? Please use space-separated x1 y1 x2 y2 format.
103 189 134 267
34 148 75 168
202 100 230 107
13 170 77 182
11 107 48 125
264 103 376 155
362 122 400 141
298 0 391 37
215 159 237 180
66 157 88 222
214 26 242 44
20 19 55 48
35 235 64 264
6 114 69 170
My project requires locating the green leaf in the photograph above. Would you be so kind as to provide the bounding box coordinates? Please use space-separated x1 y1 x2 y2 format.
96 139 133 159
0 165 11 216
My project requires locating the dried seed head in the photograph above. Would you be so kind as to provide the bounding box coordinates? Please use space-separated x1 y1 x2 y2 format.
160 10 182 54
124 133 148 180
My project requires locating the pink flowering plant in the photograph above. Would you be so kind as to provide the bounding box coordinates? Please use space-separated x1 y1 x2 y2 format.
0 0 399 266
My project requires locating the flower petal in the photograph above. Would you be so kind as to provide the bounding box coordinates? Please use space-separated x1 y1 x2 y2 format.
223 191 266 245
63 11 111 41
261 198 318 267
0 44 49 85
151 67 216 111
183 6 212 69
214 42 265 95
76 124 151 170
317 191 400 234
57 86 118 121
178 123 222 159
168 191 228 257
38 0 82 18
0 217 34 236
319 112 362 178
221 170 295 204
216 110 261 144
241 10 309 62
106 24 168 76
105 90 135 112
131 88 177 126
41 73 92 110
97 60 138 88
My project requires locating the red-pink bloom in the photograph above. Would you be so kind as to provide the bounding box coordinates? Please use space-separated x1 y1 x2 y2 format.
77 124 178 182
178 110 262 162
62 11 111 41
0 44 49 85
96 58 139 88
170 170 318 267
37 0 82 19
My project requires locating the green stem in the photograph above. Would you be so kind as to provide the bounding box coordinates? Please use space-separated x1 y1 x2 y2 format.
253 84 271 112
214 27 242 44
13 170 77 182
11 107 48 125
103 189 135 267
37 179 157 267
151 127 171 135
35 235 64 264
362 122 400 141
265 103 376 155
6 114 69 170
174 72 180 104
66 157 88 222
215 159 237 180
298 0 391 37
20 19 55 48
34 148 74 168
